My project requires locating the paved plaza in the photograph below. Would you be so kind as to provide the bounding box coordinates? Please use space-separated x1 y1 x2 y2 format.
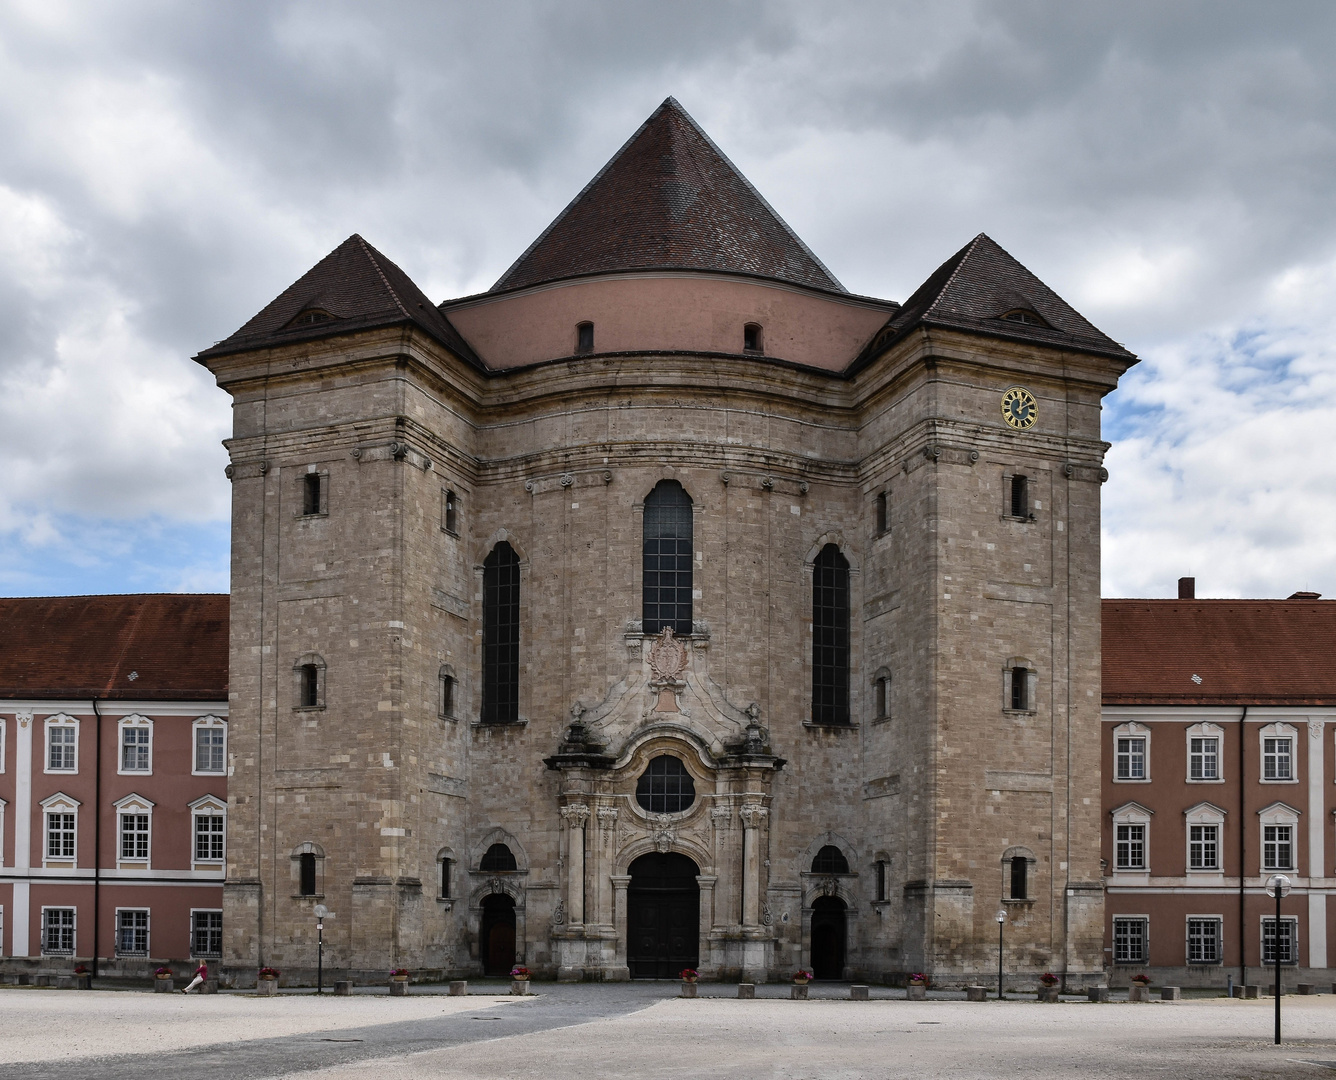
2 983 1335 1079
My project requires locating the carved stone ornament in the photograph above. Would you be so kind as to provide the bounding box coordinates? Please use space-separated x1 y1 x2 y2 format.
739 804 769 830
655 829 677 854
551 899 566 926
648 626 688 681
487 877 505 895
597 806 619 831
561 804 590 828
820 876 839 898
1310 718 1326 742
761 902 774 927
17 710 32 728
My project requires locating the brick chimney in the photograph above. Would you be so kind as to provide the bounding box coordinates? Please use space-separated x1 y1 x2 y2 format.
1178 576 1195 599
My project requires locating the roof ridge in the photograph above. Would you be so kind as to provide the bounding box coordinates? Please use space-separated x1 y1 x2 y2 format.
922 232 986 318
355 234 412 319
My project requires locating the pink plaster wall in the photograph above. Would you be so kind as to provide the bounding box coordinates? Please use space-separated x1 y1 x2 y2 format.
444 272 894 372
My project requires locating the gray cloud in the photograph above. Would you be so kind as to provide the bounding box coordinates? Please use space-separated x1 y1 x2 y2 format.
1 0 1335 596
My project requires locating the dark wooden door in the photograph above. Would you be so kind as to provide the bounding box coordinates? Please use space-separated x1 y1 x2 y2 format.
627 852 699 978
810 896 847 979
481 895 516 975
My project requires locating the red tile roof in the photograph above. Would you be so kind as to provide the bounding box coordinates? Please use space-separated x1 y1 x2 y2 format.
491 97 844 294
0 594 228 701
1102 598 1336 705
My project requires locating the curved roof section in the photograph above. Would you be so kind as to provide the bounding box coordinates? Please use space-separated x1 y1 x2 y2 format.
491 97 844 294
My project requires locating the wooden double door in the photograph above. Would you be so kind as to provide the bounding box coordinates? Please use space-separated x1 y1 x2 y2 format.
627 852 700 979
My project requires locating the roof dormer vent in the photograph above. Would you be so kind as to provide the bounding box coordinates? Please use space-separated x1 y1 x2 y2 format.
289 308 334 327
1000 308 1049 327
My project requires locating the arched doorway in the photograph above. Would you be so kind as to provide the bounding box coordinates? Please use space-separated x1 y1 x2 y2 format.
480 894 516 975
810 896 847 980
627 852 699 978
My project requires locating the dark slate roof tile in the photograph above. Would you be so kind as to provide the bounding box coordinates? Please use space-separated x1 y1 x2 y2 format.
491 97 843 294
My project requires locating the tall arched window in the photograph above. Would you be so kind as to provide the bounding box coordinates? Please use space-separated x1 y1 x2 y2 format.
482 541 520 724
643 481 693 635
812 544 851 725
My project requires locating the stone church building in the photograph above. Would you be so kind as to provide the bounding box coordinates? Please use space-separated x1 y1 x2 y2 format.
196 98 1136 985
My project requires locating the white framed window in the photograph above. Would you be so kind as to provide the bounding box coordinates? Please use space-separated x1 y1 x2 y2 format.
1262 916 1298 965
115 908 150 958
192 715 227 775
1113 722 1150 782
44 713 79 774
1184 802 1225 872
1258 801 1300 873
1187 916 1222 965
1112 916 1147 964
117 714 153 775
191 910 223 958
1260 723 1298 782
190 795 226 870
0 716 6 774
40 793 80 867
41 907 76 955
1111 802 1153 871
1186 722 1223 782
114 794 154 869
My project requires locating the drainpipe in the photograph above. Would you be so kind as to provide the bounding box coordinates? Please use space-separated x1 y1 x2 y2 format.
1239 705 1248 990
91 698 103 979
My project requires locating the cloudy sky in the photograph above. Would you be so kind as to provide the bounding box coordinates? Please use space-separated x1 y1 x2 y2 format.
1 0 1335 599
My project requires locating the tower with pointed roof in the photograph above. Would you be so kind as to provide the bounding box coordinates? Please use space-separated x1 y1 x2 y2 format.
197 98 1135 986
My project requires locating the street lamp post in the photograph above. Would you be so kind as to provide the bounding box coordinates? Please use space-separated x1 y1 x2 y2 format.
314 904 329 995
1266 875 1291 1045
995 909 1007 1000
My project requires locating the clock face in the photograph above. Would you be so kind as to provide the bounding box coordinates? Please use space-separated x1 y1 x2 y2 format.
1001 386 1037 430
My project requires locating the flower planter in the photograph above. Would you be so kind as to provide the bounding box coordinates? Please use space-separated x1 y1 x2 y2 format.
448 980 468 996
907 983 926 1000
680 981 698 998
390 976 409 997
1128 984 1149 1002
257 977 277 997
790 983 808 1000
510 979 530 996
75 975 92 991
966 985 988 1002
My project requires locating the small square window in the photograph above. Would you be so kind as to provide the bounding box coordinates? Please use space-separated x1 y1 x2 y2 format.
1116 737 1146 780
743 323 763 352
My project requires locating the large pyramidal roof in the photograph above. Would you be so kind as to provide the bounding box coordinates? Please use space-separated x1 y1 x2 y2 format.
491 98 843 294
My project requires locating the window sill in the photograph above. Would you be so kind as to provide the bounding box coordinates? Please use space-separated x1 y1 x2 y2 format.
438 714 459 724
803 721 859 731
440 527 459 538
297 512 329 520
292 894 325 900
471 718 528 729
117 770 153 777
1002 709 1036 718
871 715 893 726
437 897 455 909
1186 778 1225 784
1002 898 1034 907
293 705 326 713
1111 778 1152 784
1260 778 1299 784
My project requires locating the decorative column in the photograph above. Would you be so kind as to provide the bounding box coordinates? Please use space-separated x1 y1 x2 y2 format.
561 804 590 926
1308 719 1327 968
610 874 632 979
739 804 768 926
595 806 619 926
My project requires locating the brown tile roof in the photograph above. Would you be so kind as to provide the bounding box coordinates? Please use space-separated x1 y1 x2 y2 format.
491 97 844 294
0 594 228 701
195 234 480 366
1102 598 1336 706
853 233 1137 369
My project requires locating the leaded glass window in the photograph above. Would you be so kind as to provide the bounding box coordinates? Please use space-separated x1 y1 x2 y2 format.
635 755 696 814
482 541 520 724
643 481 693 636
812 544 850 725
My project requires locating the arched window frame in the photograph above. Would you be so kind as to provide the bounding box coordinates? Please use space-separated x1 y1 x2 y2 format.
1003 657 1037 715
293 654 326 711
437 846 456 905
743 322 763 353
1258 801 1300 874
41 791 81 869
871 667 892 723
641 480 695 637
871 851 890 904
292 842 325 898
1001 845 1037 903
117 714 153 776
44 713 79 775
479 842 520 873
481 541 522 725
810 844 851 875
811 543 852 726
1113 720 1151 782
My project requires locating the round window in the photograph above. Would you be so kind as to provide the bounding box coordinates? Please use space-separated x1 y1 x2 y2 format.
635 755 696 814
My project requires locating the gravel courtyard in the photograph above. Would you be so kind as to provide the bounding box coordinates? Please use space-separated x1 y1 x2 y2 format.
2 984 1335 1080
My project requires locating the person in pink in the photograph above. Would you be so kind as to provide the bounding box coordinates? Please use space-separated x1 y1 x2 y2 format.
181 961 207 994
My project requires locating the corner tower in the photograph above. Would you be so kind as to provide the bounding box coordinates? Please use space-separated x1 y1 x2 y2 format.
197 98 1134 986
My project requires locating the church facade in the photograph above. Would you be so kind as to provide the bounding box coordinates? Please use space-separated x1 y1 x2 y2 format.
196 98 1136 986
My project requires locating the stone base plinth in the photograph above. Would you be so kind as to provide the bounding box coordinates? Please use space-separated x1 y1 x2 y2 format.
390 979 408 996
966 985 988 1002
1088 986 1110 1002
449 980 467 996
334 981 352 996
511 980 529 996
1161 986 1181 1001
737 983 754 999
257 979 277 997
681 982 698 998
791 983 808 999
1038 986 1059 1002
851 985 869 1001
154 978 173 993
907 983 925 1000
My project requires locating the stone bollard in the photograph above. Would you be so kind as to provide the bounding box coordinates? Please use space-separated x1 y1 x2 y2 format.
154 978 174 993
1161 986 1181 1001
1128 984 1148 1002
34 975 52 988
681 982 699 998
75 975 92 991
56 976 75 990
1245 985 1259 999
851 984 870 1001
1088 986 1111 1003
510 979 530 996
390 979 409 997
1298 983 1315 995
17 973 30 986
201 981 218 995
1231 985 1243 998
791 983 808 1000
907 983 926 1001
1038 986 1060 1002
966 985 988 1002
256 979 277 997
448 980 467 996
737 983 755 999
334 981 352 996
